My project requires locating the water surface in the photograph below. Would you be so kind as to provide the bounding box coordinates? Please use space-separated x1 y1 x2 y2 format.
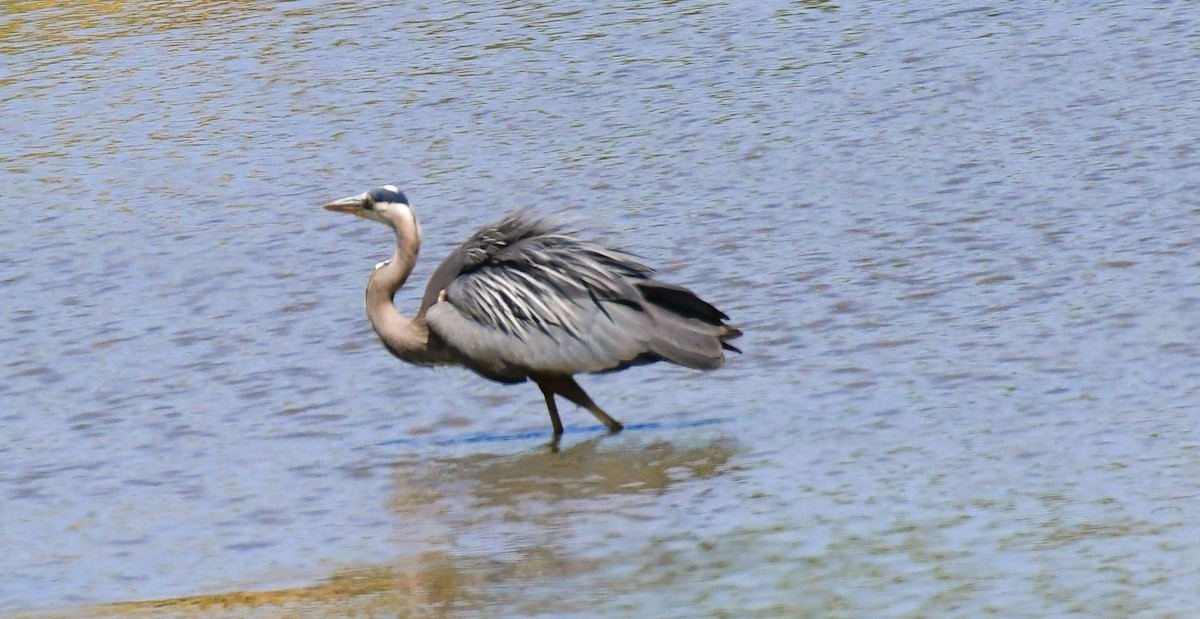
3 1 1200 617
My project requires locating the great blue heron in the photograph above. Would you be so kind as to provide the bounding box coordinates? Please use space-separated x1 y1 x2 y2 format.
324 184 741 438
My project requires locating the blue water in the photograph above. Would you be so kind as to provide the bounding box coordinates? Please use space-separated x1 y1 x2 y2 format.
3 1 1199 616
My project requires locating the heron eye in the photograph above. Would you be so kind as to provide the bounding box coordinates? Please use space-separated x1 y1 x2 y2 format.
362 196 374 210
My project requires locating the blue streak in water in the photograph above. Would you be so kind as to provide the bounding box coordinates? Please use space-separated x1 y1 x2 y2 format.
369 416 733 448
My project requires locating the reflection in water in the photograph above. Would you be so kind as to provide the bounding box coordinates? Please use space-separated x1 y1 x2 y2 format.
45 439 735 618
384 437 739 614
410 436 734 505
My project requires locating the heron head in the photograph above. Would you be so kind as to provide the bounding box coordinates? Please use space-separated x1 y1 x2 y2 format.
323 184 413 228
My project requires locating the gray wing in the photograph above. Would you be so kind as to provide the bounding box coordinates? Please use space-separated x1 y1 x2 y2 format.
423 212 740 383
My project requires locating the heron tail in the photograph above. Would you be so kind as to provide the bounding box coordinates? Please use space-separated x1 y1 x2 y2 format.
637 281 741 370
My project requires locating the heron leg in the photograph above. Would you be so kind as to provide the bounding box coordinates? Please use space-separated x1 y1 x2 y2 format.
535 379 565 436
543 376 624 434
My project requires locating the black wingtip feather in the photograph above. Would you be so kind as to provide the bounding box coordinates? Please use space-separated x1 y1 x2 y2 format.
637 282 730 325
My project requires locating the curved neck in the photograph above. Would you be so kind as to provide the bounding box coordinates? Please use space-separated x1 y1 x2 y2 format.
366 212 438 364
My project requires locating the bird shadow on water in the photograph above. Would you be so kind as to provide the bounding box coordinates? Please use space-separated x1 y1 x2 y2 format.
368 415 734 449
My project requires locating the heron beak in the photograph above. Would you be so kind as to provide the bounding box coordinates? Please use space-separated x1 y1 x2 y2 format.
323 193 365 214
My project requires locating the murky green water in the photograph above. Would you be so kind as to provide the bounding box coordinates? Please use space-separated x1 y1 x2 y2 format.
3 1 1200 617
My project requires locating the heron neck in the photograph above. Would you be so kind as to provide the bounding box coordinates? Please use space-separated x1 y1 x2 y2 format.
365 221 432 363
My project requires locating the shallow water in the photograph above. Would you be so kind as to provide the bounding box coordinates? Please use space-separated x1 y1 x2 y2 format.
3 1 1200 617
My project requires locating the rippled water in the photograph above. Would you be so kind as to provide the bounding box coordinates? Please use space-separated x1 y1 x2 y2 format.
3 1 1200 617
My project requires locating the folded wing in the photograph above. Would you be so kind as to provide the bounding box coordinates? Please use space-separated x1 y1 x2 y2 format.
423 212 739 383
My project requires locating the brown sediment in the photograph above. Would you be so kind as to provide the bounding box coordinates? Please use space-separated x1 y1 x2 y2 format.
100 568 401 613
20 560 468 619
